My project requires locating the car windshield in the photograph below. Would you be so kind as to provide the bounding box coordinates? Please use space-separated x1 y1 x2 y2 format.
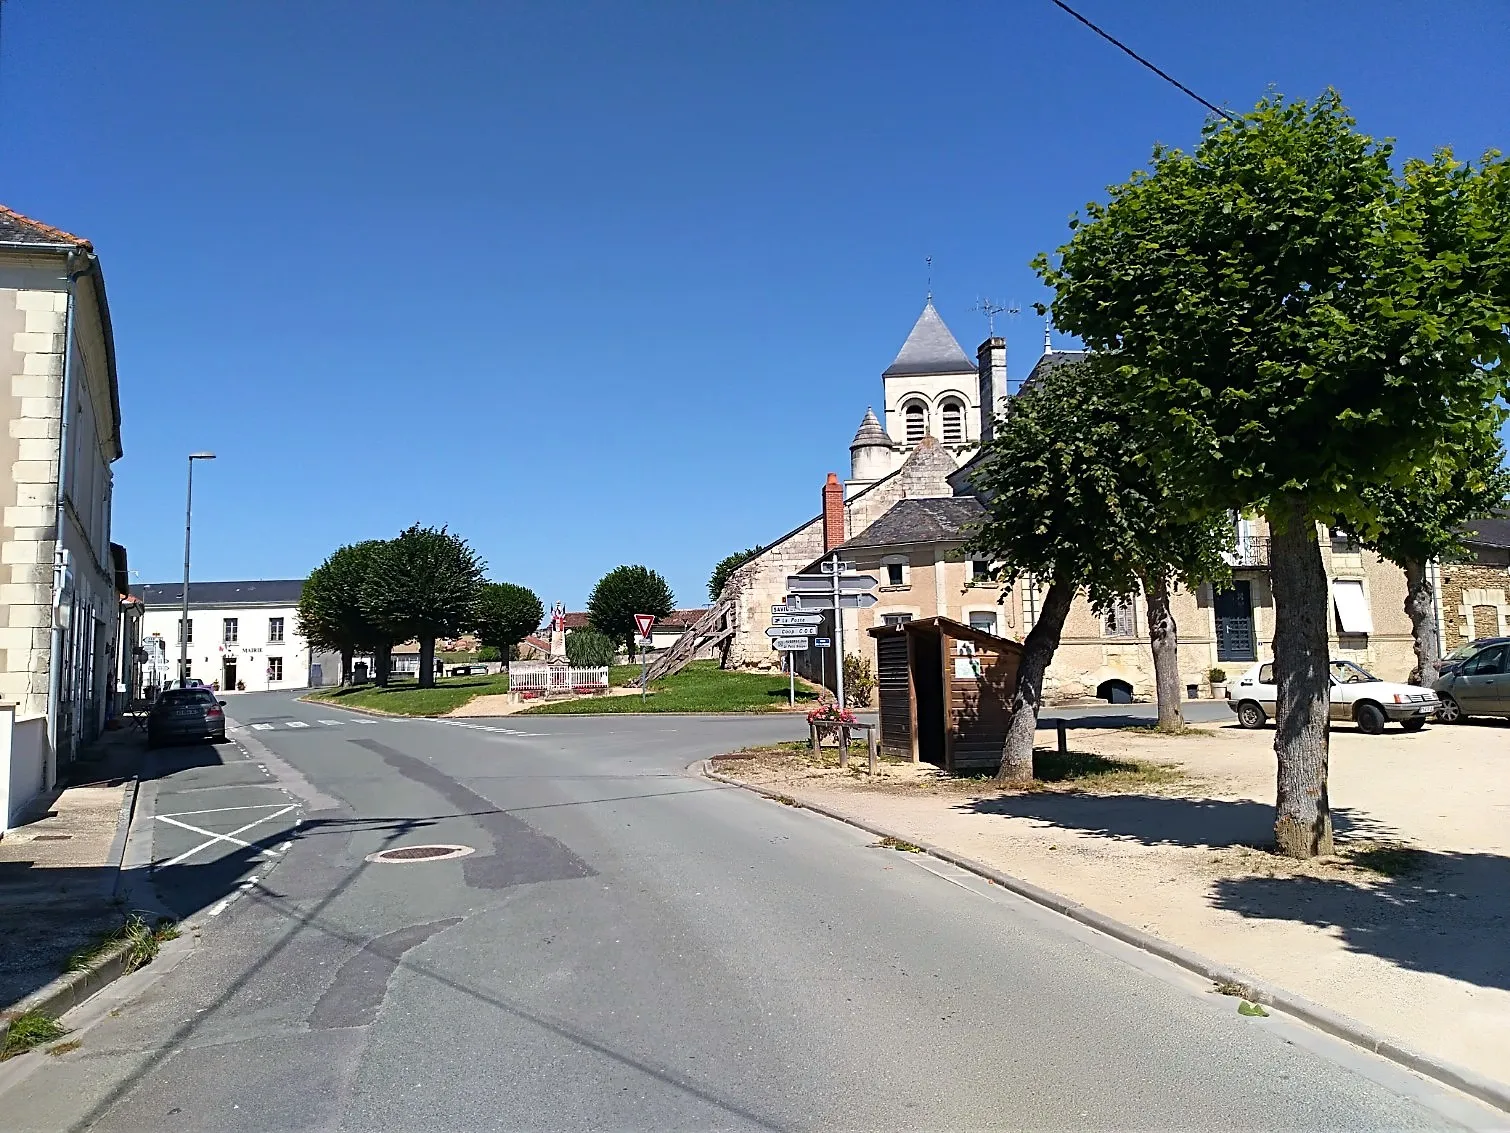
1443 642 1483 662
1330 660 1379 684
159 690 214 705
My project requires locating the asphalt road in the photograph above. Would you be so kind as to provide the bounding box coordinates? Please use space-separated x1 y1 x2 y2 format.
2 691 1498 1131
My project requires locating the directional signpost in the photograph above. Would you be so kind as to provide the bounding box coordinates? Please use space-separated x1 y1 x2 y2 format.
785 555 879 709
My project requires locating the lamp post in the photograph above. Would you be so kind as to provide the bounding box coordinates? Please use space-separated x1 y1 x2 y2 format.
180 452 216 684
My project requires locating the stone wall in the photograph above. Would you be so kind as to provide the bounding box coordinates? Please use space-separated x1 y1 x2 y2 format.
1438 562 1510 651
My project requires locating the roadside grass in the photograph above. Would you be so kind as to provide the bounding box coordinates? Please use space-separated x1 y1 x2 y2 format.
47 1040 82 1057
1123 723 1218 739
64 913 180 975
0 1011 67 1060
1342 842 1430 877
523 661 821 715
306 672 510 717
1025 748 1187 792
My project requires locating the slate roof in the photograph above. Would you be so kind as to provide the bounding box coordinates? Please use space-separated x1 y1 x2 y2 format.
1462 517 1510 549
883 302 975 377
136 580 305 607
850 407 892 449
840 496 986 550
0 204 91 248
1021 349 1091 391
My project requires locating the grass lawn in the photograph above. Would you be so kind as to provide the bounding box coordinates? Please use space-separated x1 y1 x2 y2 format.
523 660 821 715
305 672 510 717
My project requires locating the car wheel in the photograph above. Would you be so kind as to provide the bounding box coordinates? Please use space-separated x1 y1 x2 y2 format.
1400 717 1427 732
1436 694 1463 724
1236 701 1266 730
1355 702 1387 735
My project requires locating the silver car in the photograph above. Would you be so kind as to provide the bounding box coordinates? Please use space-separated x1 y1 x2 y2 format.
1228 660 1439 734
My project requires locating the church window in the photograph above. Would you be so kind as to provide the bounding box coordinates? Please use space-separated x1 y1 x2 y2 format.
941 399 965 443
904 401 928 443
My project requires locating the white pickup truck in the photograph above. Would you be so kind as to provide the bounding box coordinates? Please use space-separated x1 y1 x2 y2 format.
1227 660 1439 734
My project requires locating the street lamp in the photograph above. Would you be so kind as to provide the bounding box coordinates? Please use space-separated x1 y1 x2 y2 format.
180 452 216 685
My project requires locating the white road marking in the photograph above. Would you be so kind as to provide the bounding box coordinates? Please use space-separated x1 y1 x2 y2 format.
440 720 542 737
207 899 232 916
155 805 299 869
909 858 991 898
159 803 297 819
285 720 310 729
251 723 274 731
319 720 341 726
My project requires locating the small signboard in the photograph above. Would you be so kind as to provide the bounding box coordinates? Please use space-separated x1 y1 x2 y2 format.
634 613 656 638
771 614 823 626
820 559 857 574
814 637 831 647
787 574 880 594
766 626 815 638
771 637 810 651
782 592 880 610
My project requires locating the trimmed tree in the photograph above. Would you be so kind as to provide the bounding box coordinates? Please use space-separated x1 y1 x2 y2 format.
297 540 392 685
1036 92 1510 856
587 565 675 656
565 628 616 668
968 357 1232 781
361 525 485 689
708 546 764 602
472 582 544 658
1346 426 1510 686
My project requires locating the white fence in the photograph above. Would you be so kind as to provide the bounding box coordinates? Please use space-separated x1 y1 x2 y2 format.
507 662 610 695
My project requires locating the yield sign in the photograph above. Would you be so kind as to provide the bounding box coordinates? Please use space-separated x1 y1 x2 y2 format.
634 613 656 638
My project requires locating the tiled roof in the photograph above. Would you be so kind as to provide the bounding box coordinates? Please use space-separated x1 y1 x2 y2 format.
840 496 986 550
0 204 91 249
136 580 305 607
883 302 974 378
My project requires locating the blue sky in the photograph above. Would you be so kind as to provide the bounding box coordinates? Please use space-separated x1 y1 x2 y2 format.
3 1 1506 609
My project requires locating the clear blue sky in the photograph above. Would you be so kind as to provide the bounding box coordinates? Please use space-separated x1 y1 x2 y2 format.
3 1 1506 609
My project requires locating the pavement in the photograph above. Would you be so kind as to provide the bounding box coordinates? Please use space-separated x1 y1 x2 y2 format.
0 690 1500 1130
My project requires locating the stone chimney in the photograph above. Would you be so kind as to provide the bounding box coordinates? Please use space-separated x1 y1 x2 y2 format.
977 337 1007 444
822 472 845 551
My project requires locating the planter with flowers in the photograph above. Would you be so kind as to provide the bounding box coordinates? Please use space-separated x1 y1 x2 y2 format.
806 701 857 748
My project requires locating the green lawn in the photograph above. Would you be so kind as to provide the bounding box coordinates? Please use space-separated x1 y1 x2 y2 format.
305 672 510 717
522 660 821 715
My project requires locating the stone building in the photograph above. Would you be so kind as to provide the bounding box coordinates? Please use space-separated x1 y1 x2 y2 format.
1438 518 1510 651
715 297 1428 701
0 206 127 817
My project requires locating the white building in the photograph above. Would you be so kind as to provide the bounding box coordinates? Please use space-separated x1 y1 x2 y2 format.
0 205 127 827
137 580 326 693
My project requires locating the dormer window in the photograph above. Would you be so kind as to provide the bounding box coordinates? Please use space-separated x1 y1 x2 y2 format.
941 399 964 443
904 401 928 443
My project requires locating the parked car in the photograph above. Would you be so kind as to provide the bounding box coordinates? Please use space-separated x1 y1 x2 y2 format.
1227 660 1439 734
1432 639 1510 723
147 687 227 748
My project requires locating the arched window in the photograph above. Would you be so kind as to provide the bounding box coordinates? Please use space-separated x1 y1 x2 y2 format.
941 399 964 443
904 401 928 443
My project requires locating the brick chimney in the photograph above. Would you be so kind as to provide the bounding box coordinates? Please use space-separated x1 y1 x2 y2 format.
977 337 1007 443
822 472 845 551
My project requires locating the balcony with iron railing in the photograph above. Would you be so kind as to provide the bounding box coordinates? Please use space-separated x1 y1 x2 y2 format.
1224 535 1271 569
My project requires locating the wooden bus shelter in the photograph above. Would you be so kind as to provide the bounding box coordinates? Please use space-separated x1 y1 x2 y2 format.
867 616 1025 774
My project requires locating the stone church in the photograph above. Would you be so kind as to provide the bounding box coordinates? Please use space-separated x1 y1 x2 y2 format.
718 300 1440 704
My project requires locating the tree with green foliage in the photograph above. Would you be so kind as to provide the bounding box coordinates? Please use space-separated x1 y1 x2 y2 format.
477 645 502 663
1345 427 1510 687
968 357 1232 781
297 540 393 685
708 546 764 602
472 582 544 657
361 525 486 689
565 628 616 667
587 565 676 656
1036 92 1510 856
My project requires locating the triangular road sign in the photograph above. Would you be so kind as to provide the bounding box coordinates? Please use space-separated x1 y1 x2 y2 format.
634 613 656 638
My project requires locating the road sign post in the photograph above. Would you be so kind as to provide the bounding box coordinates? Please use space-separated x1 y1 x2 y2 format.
634 614 656 700
833 552 843 709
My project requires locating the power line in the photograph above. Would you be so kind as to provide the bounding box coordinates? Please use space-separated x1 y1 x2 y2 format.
1048 0 1237 123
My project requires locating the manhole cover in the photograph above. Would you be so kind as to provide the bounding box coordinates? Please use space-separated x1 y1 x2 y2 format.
365 844 475 864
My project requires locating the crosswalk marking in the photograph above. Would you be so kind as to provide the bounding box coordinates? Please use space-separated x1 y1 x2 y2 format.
440 720 542 738
319 720 341 726
251 723 274 731
285 720 310 729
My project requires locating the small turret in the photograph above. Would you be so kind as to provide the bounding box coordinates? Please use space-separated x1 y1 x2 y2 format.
849 408 894 484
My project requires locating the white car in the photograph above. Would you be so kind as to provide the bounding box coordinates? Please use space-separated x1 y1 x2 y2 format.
1227 660 1439 734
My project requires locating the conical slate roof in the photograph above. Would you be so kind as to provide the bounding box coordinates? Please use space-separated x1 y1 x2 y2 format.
883 301 973 378
850 407 892 449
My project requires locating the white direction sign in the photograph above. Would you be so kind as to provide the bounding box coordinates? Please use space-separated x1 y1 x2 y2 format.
782 592 880 610
771 637 810 651
771 614 823 626
771 604 804 615
820 559 856 574
786 574 880 594
766 626 815 638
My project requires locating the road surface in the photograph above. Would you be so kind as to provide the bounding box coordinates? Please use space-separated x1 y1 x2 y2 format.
1 691 1496 1131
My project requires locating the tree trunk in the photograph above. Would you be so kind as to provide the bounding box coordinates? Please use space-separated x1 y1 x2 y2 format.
1403 557 1440 686
996 582 1075 785
1269 496 1333 859
340 648 352 686
1144 571 1183 731
374 644 392 687
418 638 436 689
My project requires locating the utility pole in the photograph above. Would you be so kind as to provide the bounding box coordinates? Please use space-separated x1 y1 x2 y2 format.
180 452 215 684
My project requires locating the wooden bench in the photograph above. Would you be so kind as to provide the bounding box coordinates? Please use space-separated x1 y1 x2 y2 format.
809 719 879 775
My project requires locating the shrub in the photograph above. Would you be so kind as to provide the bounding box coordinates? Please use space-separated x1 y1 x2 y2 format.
477 645 502 662
566 628 615 668
1208 668 1228 684
844 653 875 708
